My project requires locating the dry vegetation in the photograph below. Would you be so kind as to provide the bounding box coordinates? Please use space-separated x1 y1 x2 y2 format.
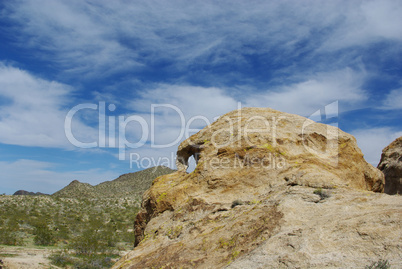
0 195 138 268
0 166 175 268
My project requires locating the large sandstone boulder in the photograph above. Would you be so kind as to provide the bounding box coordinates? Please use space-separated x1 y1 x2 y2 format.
378 136 402 195
113 108 400 269
174 107 383 193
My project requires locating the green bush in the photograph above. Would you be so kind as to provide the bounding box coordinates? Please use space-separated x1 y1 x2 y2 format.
49 251 75 267
56 224 70 241
0 228 23 245
33 222 56 246
313 188 330 200
0 216 24 245
73 255 114 269
50 251 116 269
6 216 20 232
70 229 106 256
365 259 391 269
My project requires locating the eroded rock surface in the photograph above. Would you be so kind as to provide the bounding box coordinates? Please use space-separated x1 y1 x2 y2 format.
378 136 402 195
112 108 401 269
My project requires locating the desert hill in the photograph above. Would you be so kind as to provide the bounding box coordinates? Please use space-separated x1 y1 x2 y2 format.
13 190 49 196
52 166 175 199
113 108 401 269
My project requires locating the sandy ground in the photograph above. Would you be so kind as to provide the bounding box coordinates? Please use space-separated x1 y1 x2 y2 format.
0 246 130 269
0 246 61 269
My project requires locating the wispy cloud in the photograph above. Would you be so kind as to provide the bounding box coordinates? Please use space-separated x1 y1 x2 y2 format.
382 88 402 110
3 0 401 82
3 0 141 78
1 0 401 194
0 63 98 148
127 84 239 147
244 68 368 116
320 0 402 51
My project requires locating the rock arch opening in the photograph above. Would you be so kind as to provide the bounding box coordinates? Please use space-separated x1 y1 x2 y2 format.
176 145 201 173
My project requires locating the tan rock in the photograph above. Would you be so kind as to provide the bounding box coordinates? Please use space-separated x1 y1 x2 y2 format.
227 187 402 269
174 107 383 193
378 136 402 195
113 108 398 269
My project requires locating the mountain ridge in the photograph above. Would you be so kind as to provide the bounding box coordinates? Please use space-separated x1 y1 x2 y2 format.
13 190 49 196
52 166 175 199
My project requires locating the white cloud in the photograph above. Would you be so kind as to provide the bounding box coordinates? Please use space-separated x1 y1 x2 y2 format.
1 0 401 195
129 84 239 146
382 88 402 110
4 0 141 78
0 66 233 154
245 68 368 116
133 85 238 118
351 127 402 166
4 0 401 79
361 0 402 40
0 159 120 194
0 63 98 148
321 0 402 51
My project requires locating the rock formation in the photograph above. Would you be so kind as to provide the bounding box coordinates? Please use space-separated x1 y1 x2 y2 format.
378 136 402 195
113 108 401 269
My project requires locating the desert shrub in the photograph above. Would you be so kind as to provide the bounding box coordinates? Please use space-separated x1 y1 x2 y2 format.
56 223 70 240
313 188 331 200
120 229 135 245
6 216 20 232
231 200 243 208
0 195 138 267
70 229 106 256
101 227 118 248
365 259 391 269
73 255 114 269
33 222 56 246
49 251 75 267
0 216 24 246
0 228 23 245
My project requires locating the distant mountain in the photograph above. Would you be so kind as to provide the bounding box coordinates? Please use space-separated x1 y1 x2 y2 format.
52 166 175 199
13 190 49 196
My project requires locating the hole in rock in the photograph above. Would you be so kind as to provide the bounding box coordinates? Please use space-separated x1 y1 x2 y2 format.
187 155 197 173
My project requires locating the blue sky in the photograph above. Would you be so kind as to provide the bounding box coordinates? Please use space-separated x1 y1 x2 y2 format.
0 0 401 194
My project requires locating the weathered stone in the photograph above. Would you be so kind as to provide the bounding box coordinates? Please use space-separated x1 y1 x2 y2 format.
175 107 383 192
378 136 402 195
112 108 400 269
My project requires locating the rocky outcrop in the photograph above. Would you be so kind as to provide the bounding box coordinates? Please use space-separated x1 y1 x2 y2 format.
113 108 400 269
378 136 402 195
174 107 383 192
